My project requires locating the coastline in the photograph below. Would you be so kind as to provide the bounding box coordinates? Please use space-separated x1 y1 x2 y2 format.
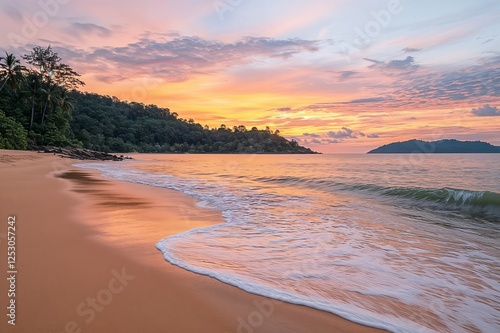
0 150 387 333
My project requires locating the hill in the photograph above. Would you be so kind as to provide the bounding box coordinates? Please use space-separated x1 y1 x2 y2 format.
0 46 317 154
69 91 317 154
368 139 500 154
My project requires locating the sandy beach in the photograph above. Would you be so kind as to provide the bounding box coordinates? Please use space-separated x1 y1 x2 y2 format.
0 150 387 333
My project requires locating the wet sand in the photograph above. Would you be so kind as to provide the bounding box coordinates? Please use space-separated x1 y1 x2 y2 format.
0 150 388 333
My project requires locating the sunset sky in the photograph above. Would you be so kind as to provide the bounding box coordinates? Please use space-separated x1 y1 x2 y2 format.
1 0 499 152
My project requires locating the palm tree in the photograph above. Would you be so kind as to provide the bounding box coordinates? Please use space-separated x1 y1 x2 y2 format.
24 74 41 130
58 89 75 115
0 53 26 92
40 84 61 124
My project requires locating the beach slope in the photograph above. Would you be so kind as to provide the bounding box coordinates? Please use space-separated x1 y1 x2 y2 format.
0 150 386 333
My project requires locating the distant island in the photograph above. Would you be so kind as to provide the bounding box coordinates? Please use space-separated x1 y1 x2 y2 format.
368 139 500 154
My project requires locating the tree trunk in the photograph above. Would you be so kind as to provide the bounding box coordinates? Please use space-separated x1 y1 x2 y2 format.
41 100 49 125
30 97 35 130
0 75 9 92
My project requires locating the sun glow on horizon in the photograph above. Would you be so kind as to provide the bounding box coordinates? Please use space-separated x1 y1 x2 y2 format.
2 0 498 153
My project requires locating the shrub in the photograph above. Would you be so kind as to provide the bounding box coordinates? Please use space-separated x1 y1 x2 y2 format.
0 110 28 150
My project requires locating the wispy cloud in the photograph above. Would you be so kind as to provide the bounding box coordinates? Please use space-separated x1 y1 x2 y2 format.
70 22 113 38
61 35 320 83
2 0 498 152
298 127 380 146
365 56 419 71
328 127 357 139
403 47 421 53
303 133 320 138
343 97 387 104
338 70 358 81
391 55 500 107
2 4 22 21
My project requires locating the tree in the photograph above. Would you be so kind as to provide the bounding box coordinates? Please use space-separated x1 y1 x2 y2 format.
24 74 42 130
58 89 75 115
0 110 28 149
40 84 61 124
0 53 26 92
22 46 84 131
0 47 317 154
52 63 85 90
23 45 84 90
22 46 61 84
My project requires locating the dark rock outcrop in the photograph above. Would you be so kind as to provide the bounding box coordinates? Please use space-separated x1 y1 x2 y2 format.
34 146 131 161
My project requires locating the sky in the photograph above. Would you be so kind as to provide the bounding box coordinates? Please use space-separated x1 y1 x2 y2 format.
1 0 499 153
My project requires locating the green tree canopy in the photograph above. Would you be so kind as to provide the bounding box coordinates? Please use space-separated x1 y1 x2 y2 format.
0 53 26 92
0 46 316 154
0 110 28 149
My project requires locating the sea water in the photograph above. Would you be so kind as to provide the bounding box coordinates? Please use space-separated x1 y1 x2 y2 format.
77 154 500 332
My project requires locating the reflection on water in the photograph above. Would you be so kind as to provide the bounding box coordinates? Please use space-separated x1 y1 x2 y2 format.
78 154 500 332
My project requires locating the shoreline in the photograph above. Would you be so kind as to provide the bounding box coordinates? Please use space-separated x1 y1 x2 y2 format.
0 150 388 333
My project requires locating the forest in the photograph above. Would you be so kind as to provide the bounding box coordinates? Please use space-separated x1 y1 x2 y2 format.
0 46 316 154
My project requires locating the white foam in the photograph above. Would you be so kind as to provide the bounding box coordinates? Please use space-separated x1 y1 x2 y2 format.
76 161 500 333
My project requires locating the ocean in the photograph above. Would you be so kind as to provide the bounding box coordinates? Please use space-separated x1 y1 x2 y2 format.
77 154 500 333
